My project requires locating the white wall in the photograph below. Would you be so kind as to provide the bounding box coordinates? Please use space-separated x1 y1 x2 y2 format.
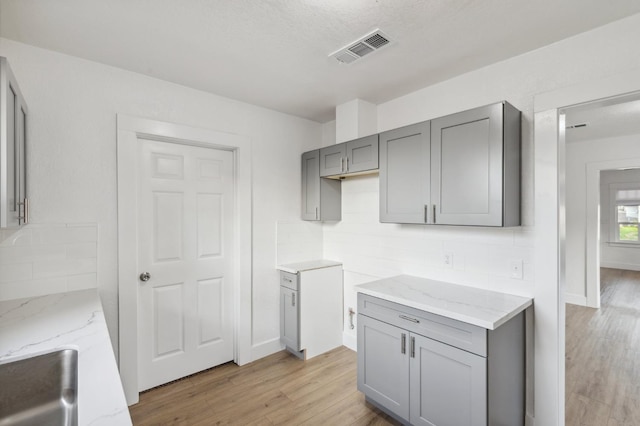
600 168 640 271
0 223 97 300
324 13 640 425
0 38 323 359
565 134 640 303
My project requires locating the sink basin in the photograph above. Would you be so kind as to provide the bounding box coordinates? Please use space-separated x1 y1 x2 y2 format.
0 349 78 426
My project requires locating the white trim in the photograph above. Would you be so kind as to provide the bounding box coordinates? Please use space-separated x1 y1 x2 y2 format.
116 114 252 405
564 293 587 307
342 332 357 351
608 182 640 244
600 261 640 272
533 69 640 426
606 242 640 248
250 338 284 361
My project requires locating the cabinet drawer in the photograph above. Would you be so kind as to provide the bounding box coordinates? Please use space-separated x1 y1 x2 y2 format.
280 271 298 290
358 293 487 357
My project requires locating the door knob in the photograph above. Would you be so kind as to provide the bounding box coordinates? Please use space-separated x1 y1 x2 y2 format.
139 272 151 282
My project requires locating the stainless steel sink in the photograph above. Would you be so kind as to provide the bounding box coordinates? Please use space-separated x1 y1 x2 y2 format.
0 349 78 426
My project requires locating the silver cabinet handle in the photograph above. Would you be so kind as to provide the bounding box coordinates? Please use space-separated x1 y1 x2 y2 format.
315 207 319 220
399 314 420 323
433 204 436 224
410 336 415 358
401 333 406 354
139 272 151 282
346 157 349 172
341 157 345 173
424 205 428 223
18 198 29 225
292 292 296 307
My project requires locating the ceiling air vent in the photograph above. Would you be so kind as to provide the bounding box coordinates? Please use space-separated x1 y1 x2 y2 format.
329 29 392 64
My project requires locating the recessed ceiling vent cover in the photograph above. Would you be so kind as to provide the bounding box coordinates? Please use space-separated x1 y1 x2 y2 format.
330 29 392 64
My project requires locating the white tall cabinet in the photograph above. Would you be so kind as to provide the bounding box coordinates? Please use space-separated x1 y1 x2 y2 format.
0 57 29 228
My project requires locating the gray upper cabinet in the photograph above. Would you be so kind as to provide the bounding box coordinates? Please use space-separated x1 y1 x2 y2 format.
1 57 28 228
319 143 346 177
301 149 340 221
431 102 521 226
380 101 521 227
379 121 430 224
320 134 379 177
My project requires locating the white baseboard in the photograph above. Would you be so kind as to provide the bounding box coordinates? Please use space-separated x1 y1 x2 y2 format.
564 292 587 306
600 261 640 272
250 337 283 362
343 332 357 351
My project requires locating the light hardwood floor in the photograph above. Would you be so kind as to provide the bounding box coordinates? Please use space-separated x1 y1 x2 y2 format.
566 268 640 426
129 345 399 425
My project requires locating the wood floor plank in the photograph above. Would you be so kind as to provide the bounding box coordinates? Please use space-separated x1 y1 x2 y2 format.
129 346 394 425
566 268 640 425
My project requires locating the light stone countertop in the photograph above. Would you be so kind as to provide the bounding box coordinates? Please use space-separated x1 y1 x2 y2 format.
0 289 132 425
277 259 342 274
355 275 533 330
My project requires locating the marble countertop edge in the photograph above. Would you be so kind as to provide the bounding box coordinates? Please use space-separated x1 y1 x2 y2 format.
355 275 533 330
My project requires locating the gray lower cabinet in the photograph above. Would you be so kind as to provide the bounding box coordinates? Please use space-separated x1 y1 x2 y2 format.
301 149 340 221
357 293 524 426
430 102 520 227
320 134 379 177
379 121 430 224
280 285 299 351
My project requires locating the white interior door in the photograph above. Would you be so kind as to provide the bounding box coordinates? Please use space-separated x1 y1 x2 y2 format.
137 138 234 391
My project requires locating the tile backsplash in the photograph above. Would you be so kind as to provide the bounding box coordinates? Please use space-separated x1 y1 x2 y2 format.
0 223 98 301
276 221 323 266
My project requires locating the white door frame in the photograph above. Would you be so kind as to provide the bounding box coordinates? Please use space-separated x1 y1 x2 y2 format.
532 68 640 426
116 114 252 405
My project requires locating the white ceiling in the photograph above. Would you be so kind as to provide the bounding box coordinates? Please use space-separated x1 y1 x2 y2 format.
565 95 640 143
1 0 639 123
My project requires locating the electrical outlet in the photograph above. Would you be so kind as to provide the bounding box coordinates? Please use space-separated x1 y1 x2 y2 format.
443 252 453 268
510 260 523 279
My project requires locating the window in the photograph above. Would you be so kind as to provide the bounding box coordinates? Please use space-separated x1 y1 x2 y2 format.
610 184 640 244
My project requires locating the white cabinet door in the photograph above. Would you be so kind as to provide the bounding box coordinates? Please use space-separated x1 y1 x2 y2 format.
410 333 487 426
379 121 431 223
357 314 410 420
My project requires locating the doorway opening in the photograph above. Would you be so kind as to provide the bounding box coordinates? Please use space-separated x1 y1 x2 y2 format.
117 115 253 405
563 92 640 424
